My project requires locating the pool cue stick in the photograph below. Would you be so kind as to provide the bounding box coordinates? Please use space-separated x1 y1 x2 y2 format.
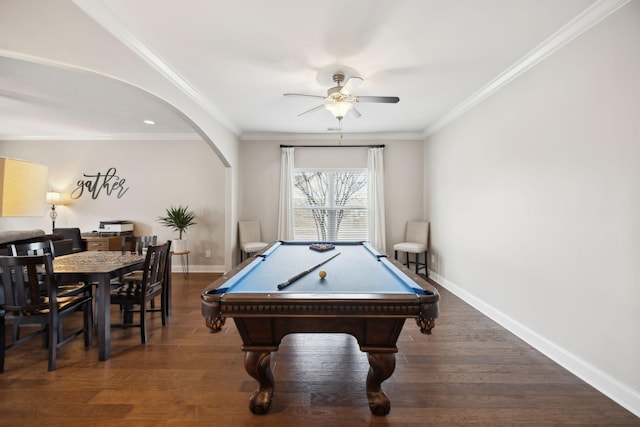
277 252 341 290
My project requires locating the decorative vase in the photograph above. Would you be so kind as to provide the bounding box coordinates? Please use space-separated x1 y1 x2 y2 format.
171 239 188 253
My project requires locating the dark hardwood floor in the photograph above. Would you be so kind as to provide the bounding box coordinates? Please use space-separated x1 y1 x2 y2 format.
0 272 637 426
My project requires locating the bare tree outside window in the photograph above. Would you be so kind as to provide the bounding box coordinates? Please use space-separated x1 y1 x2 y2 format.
293 170 368 241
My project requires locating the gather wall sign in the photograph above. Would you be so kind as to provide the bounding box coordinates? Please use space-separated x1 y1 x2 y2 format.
71 167 130 200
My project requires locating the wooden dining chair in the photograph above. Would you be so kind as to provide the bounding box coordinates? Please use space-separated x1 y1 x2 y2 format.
9 240 92 340
116 235 160 310
121 235 158 255
110 242 170 344
0 254 93 372
10 239 57 258
122 240 173 317
10 240 91 296
141 241 174 317
0 308 5 372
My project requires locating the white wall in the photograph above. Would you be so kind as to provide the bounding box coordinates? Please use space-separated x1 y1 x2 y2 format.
239 139 425 254
0 0 240 167
0 139 226 271
0 0 242 272
425 2 640 415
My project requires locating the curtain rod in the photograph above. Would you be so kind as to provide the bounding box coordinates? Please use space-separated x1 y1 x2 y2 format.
280 144 385 148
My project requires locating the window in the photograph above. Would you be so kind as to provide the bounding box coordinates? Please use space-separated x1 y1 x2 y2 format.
293 169 368 241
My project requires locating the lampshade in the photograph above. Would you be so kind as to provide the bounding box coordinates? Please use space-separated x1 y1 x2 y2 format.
46 191 61 205
325 101 353 120
0 157 48 217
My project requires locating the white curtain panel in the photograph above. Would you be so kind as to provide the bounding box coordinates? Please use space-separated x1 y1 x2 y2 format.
277 147 295 240
367 147 386 252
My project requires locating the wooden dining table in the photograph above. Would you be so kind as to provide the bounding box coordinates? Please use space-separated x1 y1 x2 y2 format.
53 251 145 361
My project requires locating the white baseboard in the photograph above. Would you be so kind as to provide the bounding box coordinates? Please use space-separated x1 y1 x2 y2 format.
429 270 640 418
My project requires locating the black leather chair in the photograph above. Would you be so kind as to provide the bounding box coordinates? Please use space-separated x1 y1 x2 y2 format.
53 228 86 253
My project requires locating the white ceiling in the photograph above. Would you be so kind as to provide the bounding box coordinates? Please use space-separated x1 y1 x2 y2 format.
0 0 617 141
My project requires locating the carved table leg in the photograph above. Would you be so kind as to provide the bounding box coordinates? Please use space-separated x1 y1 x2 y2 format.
366 352 395 416
244 351 275 415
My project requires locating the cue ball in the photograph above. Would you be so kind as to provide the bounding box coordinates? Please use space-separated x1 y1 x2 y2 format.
319 270 327 279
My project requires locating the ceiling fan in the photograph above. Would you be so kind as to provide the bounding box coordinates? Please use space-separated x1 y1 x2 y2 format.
284 73 399 121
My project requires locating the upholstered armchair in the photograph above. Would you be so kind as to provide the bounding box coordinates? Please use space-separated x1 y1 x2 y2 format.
393 221 429 276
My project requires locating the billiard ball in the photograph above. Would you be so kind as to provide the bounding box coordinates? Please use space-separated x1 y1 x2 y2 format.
319 270 327 279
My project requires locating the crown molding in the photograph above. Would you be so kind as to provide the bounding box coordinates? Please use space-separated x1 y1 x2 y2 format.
241 132 426 142
71 0 240 136
423 0 631 138
0 131 423 143
8 1 629 142
0 133 201 142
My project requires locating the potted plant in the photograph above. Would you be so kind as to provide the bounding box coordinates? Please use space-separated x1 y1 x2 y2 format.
158 205 197 252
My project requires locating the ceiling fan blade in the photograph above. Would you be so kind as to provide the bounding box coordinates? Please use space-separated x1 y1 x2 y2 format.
349 106 362 118
284 93 325 99
342 76 364 88
355 96 400 103
343 75 363 92
297 103 327 117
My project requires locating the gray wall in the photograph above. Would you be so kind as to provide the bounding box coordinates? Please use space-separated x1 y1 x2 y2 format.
0 139 226 271
238 139 425 254
1 137 425 267
425 3 639 414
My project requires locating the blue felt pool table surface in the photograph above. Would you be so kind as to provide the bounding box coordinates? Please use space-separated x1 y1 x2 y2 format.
216 241 427 295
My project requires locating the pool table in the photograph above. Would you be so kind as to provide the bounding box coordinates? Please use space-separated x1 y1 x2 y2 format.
201 241 439 416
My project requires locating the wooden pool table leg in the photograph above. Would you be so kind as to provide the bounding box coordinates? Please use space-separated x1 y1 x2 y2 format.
366 352 395 416
245 351 274 415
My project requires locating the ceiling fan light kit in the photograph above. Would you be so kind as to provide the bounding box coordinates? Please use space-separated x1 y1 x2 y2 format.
325 100 353 120
284 71 399 123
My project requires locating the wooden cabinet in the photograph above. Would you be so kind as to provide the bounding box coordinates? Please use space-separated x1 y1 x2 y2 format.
83 236 123 251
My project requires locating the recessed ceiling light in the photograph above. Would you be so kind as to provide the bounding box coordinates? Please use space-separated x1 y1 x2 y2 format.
143 119 156 125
